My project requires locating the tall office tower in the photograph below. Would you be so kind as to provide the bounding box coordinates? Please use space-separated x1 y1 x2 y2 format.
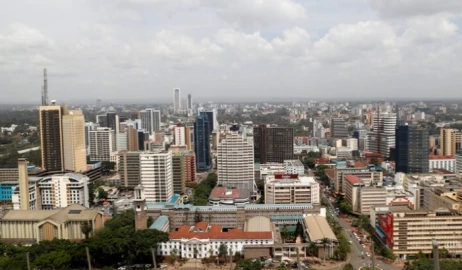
140 151 173 202
312 119 326 138
367 113 397 158
106 112 119 134
204 109 218 132
96 114 108 127
138 130 149 151
253 125 294 164
173 88 181 114
194 112 212 171
440 128 461 156
62 108 86 172
183 151 196 182
140 108 161 135
40 104 64 172
395 124 429 173
172 153 186 194
217 126 255 190
456 151 462 178
126 125 139 151
18 159 30 210
187 94 192 111
89 127 116 162
330 118 349 138
119 151 141 188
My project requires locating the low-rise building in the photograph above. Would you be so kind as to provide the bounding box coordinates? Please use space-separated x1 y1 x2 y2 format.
157 218 274 258
209 186 250 206
344 175 386 214
0 204 104 243
429 155 456 172
283 160 305 176
265 174 320 204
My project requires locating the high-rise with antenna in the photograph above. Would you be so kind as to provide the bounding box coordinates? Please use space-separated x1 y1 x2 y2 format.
41 68 48 106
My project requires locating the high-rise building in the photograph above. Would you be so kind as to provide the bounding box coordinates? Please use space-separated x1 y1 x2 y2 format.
204 109 218 132
330 118 349 138
217 126 255 190
367 113 397 158
106 112 119 134
194 112 212 171
172 153 186 194
116 132 128 151
119 151 141 188
173 88 181 114
140 151 173 202
18 159 30 210
62 108 86 172
187 94 192 111
253 125 294 164
173 123 191 150
126 125 139 151
85 122 100 150
395 124 429 173
456 150 462 178
140 108 161 135
89 127 116 162
40 105 64 172
346 138 358 151
440 128 461 156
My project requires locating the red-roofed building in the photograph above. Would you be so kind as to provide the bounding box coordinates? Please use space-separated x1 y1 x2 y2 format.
429 155 455 172
157 221 274 258
208 186 250 206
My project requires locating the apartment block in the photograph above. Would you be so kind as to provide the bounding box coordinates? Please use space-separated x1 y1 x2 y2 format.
265 174 320 204
89 127 116 162
329 167 383 193
429 155 456 172
62 108 86 172
140 151 173 202
119 151 141 188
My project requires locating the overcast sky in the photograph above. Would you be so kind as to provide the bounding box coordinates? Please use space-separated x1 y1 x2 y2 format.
1 0 462 104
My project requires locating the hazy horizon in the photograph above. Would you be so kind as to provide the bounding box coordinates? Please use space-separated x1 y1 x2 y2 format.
1 1 462 103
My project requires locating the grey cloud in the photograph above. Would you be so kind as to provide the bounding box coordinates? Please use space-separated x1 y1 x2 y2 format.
369 0 462 18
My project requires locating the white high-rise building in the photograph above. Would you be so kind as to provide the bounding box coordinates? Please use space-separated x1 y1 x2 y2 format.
173 88 181 114
367 113 396 158
116 132 128 151
140 108 161 135
217 128 255 191
174 125 186 146
140 151 173 202
89 127 116 162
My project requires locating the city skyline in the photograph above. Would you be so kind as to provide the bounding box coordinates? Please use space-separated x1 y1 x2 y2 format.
1 1 461 103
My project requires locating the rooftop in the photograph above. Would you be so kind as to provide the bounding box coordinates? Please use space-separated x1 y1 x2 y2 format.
304 216 337 242
429 155 455 160
169 222 273 240
345 175 362 185
210 186 247 199
0 204 100 223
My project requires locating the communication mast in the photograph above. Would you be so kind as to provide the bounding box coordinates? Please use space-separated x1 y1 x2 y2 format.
41 68 48 106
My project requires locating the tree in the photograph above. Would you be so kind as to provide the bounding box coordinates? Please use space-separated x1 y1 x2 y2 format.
194 209 203 223
147 216 154 227
339 201 352 214
235 259 263 270
307 242 317 256
342 263 354 270
295 221 304 238
218 243 228 262
97 187 108 201
80 221 93 240
170 248 178 264
281 225 289 243
33 250 72 270
321 237 329 263
101 161 116 172
370 157 379 167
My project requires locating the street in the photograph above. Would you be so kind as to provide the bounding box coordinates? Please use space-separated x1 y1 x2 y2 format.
322 191 401 270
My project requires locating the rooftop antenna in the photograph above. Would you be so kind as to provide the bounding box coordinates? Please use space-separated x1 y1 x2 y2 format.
41 68 48 106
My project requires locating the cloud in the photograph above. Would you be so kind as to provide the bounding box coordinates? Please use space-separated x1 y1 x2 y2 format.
368 0 462 18
0 23 53 52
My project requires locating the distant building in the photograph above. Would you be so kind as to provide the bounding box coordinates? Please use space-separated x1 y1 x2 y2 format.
343 175 387 214
140 108 161 135
173 88 181 114
330 118 348 138
367 113 396 158
62 108 86 172
172 153 186 194
395 125 429 173
283 160 304 176
253 125 294 164
89 127 116 162
173 123 191 150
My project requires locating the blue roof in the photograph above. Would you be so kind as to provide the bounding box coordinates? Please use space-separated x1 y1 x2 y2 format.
149 215 169 230
270 215 303 220
169 193 180 203
145 202 314 211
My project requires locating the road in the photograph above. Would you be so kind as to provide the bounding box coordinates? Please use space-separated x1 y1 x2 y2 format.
321 191 401 270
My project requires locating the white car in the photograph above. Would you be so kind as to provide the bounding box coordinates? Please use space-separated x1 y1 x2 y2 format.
159 264 168 269
365 252 371 257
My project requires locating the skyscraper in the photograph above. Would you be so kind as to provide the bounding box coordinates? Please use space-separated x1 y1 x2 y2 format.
187 94 192 111
140 108 161 135
126 125 139 151
173 88 181 114
140 151 173 202
119 151 141 188
367 113 397 158
106 112 119 133
172 153 186 194
395 124 429 173
253 125 294 164
62 107 86 172
173 123 191 150
40 104 64 172
330 118 349 138
194 112 212 171
217 126 255 190
440 128 461 156
89 127 116 162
